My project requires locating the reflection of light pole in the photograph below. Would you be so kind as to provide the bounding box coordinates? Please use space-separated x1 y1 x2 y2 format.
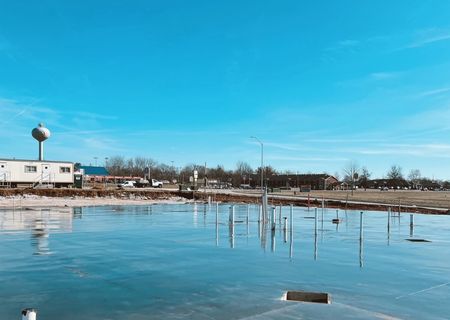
250 136 264 191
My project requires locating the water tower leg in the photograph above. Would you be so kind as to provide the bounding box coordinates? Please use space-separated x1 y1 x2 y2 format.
39 142 43 161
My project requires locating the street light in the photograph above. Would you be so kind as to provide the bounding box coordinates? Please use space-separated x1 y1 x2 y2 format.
250 136 264 191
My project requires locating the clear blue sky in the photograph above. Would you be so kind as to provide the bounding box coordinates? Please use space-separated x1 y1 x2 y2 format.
1 1 450 179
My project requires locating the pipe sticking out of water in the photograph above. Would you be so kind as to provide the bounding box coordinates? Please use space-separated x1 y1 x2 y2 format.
247 204 250 225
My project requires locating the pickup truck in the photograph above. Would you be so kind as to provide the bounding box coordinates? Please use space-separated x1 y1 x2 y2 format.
151 179 163 188
133 179 163 188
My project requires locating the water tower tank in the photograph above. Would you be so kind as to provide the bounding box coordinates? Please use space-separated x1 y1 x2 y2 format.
32 123 51 142
31 123 51 160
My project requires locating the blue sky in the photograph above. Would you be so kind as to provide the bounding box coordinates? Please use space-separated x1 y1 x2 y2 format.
1 1 450 179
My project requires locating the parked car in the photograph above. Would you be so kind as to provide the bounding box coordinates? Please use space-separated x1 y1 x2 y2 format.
119 181 135 188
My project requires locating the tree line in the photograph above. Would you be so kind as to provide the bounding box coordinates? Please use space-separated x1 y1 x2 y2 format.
341 162 449 190
102 156 449 189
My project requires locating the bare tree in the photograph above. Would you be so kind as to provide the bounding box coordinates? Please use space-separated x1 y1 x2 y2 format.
234 161 253 186
343 161 359 195
408 169 421 189
106 156 126 175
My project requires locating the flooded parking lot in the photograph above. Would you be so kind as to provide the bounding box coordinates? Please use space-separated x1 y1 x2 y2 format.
1 204 449 319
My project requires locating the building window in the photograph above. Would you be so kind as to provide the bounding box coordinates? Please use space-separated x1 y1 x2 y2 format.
60 167 71 173
25 166 37 173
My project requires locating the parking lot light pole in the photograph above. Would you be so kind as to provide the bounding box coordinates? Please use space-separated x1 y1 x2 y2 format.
250 136 264 192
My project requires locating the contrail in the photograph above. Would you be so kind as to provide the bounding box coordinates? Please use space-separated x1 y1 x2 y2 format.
0 108 26 125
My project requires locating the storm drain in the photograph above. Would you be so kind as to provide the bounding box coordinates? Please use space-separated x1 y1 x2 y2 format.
285 291 331 304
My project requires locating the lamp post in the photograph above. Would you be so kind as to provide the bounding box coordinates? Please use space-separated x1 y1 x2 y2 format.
250 136 264 191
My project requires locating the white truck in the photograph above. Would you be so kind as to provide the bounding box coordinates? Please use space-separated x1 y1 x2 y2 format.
119 179 163 189
151 179 163 188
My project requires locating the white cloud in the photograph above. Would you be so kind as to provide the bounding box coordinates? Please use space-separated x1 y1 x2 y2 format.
369 72 401 80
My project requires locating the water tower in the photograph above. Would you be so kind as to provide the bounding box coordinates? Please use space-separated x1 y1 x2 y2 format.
31 123 51 161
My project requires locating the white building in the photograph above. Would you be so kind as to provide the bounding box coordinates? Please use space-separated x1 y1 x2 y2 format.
0 158 74 188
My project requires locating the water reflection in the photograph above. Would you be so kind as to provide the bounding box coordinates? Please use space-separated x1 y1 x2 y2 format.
31 218 50 255
270 229 276 252
0 208 73 255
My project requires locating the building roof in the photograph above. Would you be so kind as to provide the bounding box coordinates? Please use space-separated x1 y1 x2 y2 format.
0 158 73 164
79 166 110 176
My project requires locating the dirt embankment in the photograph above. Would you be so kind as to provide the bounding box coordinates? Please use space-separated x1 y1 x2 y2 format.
0 189 449 215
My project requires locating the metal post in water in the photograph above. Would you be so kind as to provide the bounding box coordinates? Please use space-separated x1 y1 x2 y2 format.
216 203 219 222
271 227 276 252
410 214 414 237
388 207 391 231
229 206 235 225
283 217 288 243
314 208 318 260
215 203 219 246
229 223 235 249
264 188 269 222
271 207 276 231
360 211 364 240
22 309 36 320
289 204 294 259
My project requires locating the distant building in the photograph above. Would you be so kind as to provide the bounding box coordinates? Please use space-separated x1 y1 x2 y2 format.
77 165 110 183
78 165 109 176
0 158 74 188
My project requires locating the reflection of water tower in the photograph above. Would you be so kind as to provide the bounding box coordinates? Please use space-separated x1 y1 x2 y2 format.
31 123 51 161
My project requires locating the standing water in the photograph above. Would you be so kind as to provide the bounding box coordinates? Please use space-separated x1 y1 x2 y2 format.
0 204 449 319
